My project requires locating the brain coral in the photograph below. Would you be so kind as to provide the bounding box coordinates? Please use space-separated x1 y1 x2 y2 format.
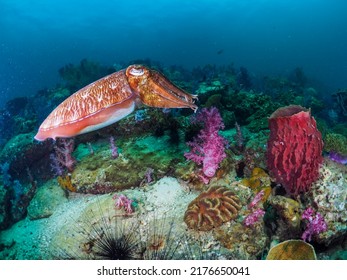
184 185 241 231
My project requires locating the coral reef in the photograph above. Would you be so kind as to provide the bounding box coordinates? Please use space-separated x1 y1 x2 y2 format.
267 105 323 195
195 81 226 97
0 97 37 146
0 60 345 260
223 90 279 130
0 132 53 183
68 134 189 193
184 185 241 231
247 189 266 209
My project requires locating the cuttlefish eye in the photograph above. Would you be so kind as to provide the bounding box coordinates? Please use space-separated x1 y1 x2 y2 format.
128 67 145 76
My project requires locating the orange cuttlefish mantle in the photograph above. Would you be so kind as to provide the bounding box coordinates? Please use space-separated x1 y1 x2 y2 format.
34 65 198 141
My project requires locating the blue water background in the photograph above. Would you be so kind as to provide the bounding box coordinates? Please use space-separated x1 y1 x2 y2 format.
1 0 347 107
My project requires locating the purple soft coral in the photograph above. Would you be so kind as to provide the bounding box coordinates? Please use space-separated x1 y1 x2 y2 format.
184 107 227 182
328 151 347 165
110 136 119 159
51 138 76 173
301 207 327 242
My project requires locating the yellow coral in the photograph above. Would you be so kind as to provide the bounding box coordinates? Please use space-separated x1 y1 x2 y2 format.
242 167 271 188
57 175 77 192
266 240 316 260
241 167 271 203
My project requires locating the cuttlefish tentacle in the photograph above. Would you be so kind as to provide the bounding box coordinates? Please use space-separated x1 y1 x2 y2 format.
150 70 198 104
35 64 198 141
126 65 198 111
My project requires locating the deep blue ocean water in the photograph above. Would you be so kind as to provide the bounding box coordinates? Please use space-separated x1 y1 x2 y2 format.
1 0 347 108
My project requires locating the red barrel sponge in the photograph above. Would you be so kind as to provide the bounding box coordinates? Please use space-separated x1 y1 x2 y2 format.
267 105 323 195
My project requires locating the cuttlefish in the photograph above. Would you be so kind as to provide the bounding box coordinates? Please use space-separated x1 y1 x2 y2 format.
34 65 198 141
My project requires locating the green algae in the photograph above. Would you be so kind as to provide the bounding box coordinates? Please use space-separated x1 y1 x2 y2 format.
324 133 347 155
71 134 189 193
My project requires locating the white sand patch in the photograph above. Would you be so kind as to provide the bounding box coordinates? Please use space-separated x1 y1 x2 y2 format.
0 194 100 259
0 177 197 259
142 176 195 218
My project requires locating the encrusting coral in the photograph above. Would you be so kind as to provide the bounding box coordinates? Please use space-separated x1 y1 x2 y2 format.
184 185 241 231
241 167 272 203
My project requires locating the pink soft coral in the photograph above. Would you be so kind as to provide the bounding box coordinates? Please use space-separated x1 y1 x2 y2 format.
113 194 133 214
301 207 327 242
248 189 265 210
243 190 266 227
52 138 76 172
243 208 265 227
184 107 227 182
